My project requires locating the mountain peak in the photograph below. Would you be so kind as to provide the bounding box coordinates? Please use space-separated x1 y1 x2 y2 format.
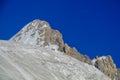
10 19 65 53
10 19 92 65
8 19 119 80
10 19 51 46
31 19 50 28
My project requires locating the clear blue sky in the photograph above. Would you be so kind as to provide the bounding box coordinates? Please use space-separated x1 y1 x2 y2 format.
0 0 120 67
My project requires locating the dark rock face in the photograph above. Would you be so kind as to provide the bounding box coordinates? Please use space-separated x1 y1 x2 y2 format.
93 56 117 79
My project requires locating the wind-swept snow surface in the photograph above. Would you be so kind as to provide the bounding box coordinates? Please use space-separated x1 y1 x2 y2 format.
0 40 110 80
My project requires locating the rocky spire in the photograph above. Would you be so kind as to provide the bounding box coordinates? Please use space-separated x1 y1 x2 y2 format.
92 55 117 79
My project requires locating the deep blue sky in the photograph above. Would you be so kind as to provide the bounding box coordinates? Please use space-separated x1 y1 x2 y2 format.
0 0 120 67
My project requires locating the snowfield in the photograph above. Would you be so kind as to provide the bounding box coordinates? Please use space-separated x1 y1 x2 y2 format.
0 40 110 80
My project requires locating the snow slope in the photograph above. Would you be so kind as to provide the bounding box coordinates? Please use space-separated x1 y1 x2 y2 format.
0 40 110 80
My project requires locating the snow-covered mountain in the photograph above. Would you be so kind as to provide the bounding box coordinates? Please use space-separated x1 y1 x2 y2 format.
0 40 110 80
1 19 119 80
10 19 57 47
10 19 92 65
10 19 65 52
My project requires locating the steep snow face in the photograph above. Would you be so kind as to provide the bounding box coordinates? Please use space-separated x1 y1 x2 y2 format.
0 40 110 80
10 19 49 46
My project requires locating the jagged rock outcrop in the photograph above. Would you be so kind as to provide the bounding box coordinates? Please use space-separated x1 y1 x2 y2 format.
44 25 64 52
92 56 117 79
63 44 92 64
10 19 92 64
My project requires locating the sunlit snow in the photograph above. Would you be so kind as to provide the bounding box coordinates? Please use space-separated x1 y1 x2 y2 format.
0 40 110 80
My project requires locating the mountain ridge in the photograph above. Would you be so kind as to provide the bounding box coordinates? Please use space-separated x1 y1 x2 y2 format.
9 19 119 80
10 19 92 65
